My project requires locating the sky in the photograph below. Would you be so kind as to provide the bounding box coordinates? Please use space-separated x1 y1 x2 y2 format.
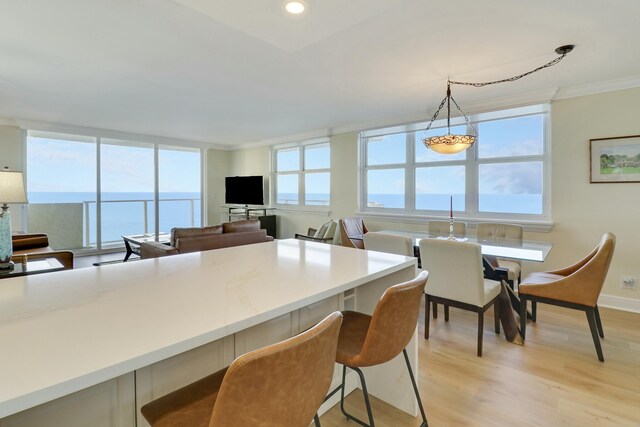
27 137 201 193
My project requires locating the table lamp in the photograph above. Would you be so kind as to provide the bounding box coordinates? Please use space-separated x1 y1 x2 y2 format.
0 168 28 270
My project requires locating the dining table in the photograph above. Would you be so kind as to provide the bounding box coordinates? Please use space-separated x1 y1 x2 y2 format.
377 229 554 344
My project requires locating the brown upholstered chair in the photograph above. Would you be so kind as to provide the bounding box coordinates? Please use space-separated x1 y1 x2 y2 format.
519 232 616 362
325 271 429 427
339 217 368 249
477 223 523 287
141 312 342 427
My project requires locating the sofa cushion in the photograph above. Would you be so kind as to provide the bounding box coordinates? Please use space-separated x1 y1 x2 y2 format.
12 234 50 251
222 220 260 234
171 226 222 246
175 230 272 253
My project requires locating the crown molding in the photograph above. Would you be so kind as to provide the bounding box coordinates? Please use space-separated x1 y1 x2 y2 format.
554 75 640 100
233 128 331 150
0 117 18 127
8 118 233 150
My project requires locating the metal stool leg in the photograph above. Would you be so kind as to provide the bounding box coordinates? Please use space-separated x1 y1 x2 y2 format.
314 413 322 427
339 366 375 427
403 349 429 427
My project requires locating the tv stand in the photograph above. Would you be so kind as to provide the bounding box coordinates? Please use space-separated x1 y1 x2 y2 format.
227 207 276 238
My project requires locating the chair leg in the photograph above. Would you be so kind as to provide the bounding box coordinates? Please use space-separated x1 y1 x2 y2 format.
432 301 438 319
586 308 605 362
339 366 375 427
424 294 430 340
520 297 528 341
314 413 322 427
494 298 500 334
402 349 429 427
444 305 449 322
594 305 604 338
477 310 484 357
531 301 537 322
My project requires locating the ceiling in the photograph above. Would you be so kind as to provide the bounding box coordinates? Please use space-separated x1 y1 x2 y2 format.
1 0 640 147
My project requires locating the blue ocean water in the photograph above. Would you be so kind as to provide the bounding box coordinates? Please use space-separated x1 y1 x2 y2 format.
278 192 542 214
368 193 542 214
29 192 201 246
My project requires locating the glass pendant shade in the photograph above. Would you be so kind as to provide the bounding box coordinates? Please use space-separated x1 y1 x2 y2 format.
423 134 476 154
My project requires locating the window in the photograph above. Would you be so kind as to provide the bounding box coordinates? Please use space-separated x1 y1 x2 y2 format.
26 130 203 251
360 105 549 222
273 140 330 207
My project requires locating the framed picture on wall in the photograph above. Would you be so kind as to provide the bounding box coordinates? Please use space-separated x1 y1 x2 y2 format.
590 135 640 183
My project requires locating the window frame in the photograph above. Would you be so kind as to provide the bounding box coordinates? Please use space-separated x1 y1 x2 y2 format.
358 105 551 226
272 138 331 209
24 130 206 253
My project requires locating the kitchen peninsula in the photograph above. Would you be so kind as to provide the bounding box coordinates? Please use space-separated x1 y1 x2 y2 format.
0 239 417 426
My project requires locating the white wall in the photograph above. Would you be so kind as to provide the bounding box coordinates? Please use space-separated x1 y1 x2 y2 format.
226 88 640 306
206 148 231 225
0 125 27 231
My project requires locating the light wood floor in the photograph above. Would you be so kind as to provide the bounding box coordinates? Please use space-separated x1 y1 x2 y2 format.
319 304 640 426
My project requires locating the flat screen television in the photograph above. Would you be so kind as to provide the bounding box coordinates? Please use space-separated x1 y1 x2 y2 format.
225 176 264 206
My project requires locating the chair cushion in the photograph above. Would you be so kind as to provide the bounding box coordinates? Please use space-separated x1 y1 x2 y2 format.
222 220 260 233
482 279 502 305
171 226 222 246
335 310 371 368
324 221 338 241
141 368 227 427
497 259 521 281
313 221 331 238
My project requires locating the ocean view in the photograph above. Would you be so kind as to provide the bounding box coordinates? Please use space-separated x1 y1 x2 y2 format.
29 192 201 245
277 193 542 214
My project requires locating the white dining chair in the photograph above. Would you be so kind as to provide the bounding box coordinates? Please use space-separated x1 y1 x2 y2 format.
363 232 414 257
420 238 501 357
477 223 523 287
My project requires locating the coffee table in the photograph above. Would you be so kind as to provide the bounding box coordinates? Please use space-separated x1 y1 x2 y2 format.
122 233 171 261
0 258 65 279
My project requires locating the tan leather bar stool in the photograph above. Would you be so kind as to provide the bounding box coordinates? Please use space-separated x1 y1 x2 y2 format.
141 311 342 427
325 271 429 427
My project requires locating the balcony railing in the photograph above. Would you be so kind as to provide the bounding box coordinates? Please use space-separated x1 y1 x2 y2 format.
82 198 200 247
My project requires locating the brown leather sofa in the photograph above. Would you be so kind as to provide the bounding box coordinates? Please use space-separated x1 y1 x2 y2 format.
140 219 274 259
11 233 74 269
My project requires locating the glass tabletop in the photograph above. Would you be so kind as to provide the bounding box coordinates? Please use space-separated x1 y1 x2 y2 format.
378 230 552 262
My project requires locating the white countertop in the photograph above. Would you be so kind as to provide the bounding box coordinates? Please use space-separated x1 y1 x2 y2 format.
0 239 415 418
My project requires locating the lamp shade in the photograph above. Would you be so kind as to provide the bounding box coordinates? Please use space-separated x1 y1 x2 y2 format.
423 134 476 154
0 170 28 204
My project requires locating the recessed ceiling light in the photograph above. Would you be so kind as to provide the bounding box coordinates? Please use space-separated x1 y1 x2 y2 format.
284 1 306 15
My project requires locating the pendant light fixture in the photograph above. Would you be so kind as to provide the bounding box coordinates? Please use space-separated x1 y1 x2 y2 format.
423 45 574 154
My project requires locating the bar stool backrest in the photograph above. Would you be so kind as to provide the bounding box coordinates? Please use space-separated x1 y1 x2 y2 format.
209 312 343 427
356 271 428 367
477 223 523 243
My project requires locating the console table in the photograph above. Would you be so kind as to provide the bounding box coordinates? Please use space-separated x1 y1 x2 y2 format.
0 240 417 426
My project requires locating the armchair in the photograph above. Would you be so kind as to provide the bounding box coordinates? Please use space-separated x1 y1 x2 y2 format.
519 232 616 362
295 220 338 244
339 217 368 249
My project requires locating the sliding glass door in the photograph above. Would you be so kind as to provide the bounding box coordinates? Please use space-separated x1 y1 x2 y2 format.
158 146 201 231
26 132 97 250
100 139 156 247
26 131 203 252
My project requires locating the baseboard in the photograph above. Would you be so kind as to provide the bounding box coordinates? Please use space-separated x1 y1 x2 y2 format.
598 294 640 313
